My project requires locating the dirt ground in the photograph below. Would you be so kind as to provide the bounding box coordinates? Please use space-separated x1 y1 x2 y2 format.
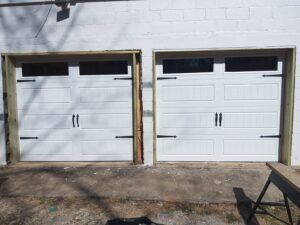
0 165 299 224
0 197 298 225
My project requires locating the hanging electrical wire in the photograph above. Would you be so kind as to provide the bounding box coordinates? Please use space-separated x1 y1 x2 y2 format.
34 3 54 38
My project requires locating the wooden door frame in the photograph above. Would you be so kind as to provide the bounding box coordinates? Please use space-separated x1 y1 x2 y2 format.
153 47 296 166
1 50 143 164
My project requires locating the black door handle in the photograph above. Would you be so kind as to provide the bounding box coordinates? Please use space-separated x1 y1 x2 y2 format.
219 113 222 127
72 114 75 128
215 113 218 127
76 114 79 127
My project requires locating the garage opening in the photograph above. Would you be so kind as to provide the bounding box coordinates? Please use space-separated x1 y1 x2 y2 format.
2 51 143 164
154 48 295 165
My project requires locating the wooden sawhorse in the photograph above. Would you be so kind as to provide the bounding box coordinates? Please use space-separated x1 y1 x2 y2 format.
247 163 300 225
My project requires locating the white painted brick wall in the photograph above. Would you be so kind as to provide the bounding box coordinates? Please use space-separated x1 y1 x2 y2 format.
206 8 226 20
226 8 249 20
249 7 273 19
160 10 183 21
184 9 206 21
0 0 299 166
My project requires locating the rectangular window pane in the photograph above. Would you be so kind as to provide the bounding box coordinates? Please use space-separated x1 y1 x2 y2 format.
79 61 128 75
163 58 214 74
22 62 69 77
225 56 278 72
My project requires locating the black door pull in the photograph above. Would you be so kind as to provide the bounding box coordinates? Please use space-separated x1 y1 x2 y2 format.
219 113 222 127
76 114 79 127
72 114 75 128
215 113 218 127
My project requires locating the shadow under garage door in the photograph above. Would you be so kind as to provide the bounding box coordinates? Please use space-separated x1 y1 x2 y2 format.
16 56 133 162
156 52 284 162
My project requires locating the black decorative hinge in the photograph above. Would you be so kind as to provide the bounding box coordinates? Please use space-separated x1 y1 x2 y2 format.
157 135 177 138
115 135 133 139
262 74 283 77
114 77 132 80
157 77 177 80
20 136 38 140
17 79 36 83
260 135 281 138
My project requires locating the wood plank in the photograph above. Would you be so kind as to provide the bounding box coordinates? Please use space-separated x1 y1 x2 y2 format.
132 53 143 164
4 56 20 163
280 49 296 165
267 162 300 193
135 54 143 164
4 50 141 57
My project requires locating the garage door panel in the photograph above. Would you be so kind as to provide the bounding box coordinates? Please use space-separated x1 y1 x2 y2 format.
80 140 132 155
157 139 214 157
20 141 73 156
223 139 278 156
78 155 132 161
76 103 131 113
20 130 74 141
22 115 72 130
219 155 278 162
21 155 75 162
80 114 131 129
161 84 215 102
161 113 214 128
80 87 131 103
21 88 72 103
18 103 73 114
224 83 280 101
223 112 279 128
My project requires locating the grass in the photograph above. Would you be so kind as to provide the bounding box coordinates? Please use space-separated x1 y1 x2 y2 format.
225 212 240 224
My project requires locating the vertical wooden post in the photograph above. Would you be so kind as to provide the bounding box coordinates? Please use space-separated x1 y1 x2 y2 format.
3 56 20 163
281 49 296 165
132 53 143 164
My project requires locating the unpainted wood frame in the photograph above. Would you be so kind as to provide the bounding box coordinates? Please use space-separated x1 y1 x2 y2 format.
2 50 143 164
280 48 296 166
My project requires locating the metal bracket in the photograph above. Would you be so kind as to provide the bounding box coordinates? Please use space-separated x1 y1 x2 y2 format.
157 135 177 138
260 135 281 138
115 135 133 139
17 79 36 83
114 77 132 80
262 74 283 77
157 77 177 80
20 136 38 140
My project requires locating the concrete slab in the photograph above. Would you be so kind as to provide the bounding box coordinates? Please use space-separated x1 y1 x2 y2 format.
0 164 282 204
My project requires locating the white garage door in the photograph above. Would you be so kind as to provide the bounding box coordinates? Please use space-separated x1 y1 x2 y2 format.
16 58 133 161
156 53 284 162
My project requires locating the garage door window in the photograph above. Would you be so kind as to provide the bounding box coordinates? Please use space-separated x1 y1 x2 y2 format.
163 58 214 74
22 62 69 77
79 61 128 75
225 56 278 72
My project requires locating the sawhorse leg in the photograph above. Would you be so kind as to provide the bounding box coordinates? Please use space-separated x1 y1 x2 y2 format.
283 194 293 225
246 179 271 224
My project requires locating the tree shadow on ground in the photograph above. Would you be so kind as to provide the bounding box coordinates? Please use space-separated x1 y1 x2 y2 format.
233 187 260 225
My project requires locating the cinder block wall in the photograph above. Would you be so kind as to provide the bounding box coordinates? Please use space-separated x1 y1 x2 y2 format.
0 0 300 165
